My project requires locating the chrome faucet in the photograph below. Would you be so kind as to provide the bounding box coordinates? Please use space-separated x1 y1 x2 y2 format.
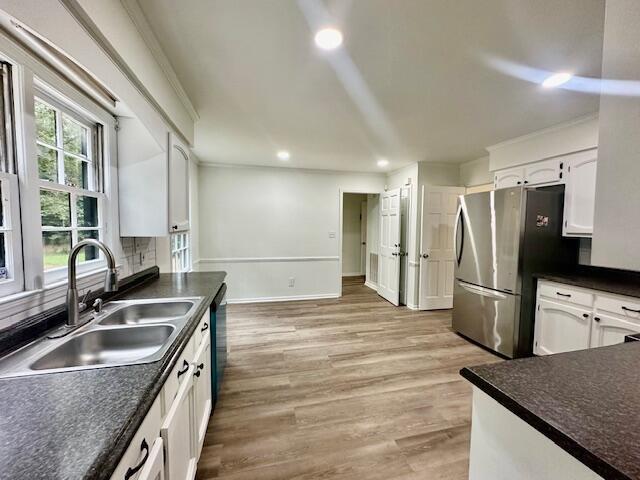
66 239 118 327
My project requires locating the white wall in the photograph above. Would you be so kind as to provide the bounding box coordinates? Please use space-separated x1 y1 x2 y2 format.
487 115 599 171
460 156 492 187
197 164 385 302
591 0 640 271
418 162 461 187
342 193 366 276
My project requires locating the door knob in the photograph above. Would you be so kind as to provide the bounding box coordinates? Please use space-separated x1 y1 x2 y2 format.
421 253 429 259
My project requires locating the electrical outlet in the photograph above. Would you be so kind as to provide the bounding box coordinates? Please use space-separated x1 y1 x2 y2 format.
288 277 295 288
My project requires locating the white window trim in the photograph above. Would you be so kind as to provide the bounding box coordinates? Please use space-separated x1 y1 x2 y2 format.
0 31 120 312
171 232 191 273
0 172 24 297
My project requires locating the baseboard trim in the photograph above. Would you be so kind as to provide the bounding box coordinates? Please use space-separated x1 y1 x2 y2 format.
406 303 419 310
342 272 365 277
227 293 340 304
364 281 378 291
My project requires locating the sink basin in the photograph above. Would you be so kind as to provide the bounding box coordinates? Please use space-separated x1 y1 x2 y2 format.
99 301 194 326
30 325 175 370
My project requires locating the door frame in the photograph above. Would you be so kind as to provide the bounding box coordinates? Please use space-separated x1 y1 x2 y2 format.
338 189 381 298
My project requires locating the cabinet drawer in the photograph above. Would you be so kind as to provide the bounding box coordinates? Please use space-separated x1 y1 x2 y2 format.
538 281 594 307
162 335 196 416
595 293 640 321
194 309 211 347
110 397 161 480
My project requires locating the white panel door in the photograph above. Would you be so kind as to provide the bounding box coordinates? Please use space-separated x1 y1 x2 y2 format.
377 188 401 306
138 438 165 480
533 299 592 355
419 186 465 310
193 335 212 458
563 149 598 237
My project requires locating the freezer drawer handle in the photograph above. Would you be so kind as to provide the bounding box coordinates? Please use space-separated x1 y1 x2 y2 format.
622 306 640 313
124 438 149 480
556 292 571 298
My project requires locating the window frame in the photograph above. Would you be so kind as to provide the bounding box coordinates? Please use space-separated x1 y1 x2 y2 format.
170 232 190 273
33 89 107 285
0 172 24 297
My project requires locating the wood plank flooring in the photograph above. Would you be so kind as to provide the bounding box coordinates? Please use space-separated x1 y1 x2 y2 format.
196 281 501 480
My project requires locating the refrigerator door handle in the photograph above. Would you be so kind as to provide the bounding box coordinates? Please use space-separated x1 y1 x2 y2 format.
454 205 465 266
457 280 509 300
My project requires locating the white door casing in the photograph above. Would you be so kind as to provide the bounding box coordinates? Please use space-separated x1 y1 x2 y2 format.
360 200 367 275
419 186 465 310
378 188 401 306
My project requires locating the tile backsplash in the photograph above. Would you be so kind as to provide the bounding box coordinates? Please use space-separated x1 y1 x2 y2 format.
120 237 157 276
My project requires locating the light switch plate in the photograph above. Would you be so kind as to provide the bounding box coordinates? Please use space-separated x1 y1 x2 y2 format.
328 231 336 238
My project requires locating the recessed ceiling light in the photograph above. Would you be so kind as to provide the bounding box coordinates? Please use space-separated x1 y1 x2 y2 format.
276 150 290 160
542 72 573 88
314 27 343 51
377 158 389 167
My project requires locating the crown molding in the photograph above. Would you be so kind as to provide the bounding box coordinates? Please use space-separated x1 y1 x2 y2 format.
120 0 199 124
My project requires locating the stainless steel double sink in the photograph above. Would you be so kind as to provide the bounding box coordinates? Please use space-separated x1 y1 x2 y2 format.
0 297 203 378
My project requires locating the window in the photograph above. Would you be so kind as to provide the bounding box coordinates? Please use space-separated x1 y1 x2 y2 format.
34 94 104 282
170 233 190 272
0 62 24 296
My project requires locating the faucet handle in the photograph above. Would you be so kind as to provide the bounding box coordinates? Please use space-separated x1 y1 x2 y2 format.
92 298 103 314
79 289 92 310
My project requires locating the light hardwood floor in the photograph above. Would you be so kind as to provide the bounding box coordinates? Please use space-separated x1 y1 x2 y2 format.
196 280 501 480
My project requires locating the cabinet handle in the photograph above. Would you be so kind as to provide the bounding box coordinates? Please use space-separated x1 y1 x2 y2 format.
556 292 571 298
194 369 201 378
124 438 149 480
197 363 204 370
171 225 178 230
582 313 589 318
594 317 601 322
622 306 640 313
176 359 189 378
523 180 529 184
200 322 209 333
516 181 522 185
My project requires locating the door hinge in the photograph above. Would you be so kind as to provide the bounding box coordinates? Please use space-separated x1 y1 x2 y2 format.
537 304 540 311
564 220 567 227
559 162 563 170
559 171 563 179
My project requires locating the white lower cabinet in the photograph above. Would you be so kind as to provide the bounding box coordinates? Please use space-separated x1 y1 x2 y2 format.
161 364 197 480
535 280 640 355
534 299 591 355
138 438 165 480
591 312 640 348
193 335 212 457
110 308 212 480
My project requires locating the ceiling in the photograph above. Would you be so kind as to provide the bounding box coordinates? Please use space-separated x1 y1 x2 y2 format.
137 0 605 172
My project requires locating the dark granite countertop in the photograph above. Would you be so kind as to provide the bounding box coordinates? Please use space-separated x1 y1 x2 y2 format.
0 271 226 480
535 267 640 299
461 343 640 480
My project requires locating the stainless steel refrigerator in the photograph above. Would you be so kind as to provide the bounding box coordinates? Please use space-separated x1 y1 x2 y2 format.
452 187 578 358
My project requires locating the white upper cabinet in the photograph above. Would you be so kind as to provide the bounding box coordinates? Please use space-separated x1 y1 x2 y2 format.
169 135 190 233
562 149 598 237
523 158 563 186
494 167 524 189
118 120 191 236
494 157 563 190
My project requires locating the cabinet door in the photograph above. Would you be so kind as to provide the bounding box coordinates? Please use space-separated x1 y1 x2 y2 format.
563 150 597 237
161 364 197 480
494 167 524 189
534 299 592 355
169 134 190 233
137 438 165 480
524 158 562 186
591 312 640 348
193 335 212 457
